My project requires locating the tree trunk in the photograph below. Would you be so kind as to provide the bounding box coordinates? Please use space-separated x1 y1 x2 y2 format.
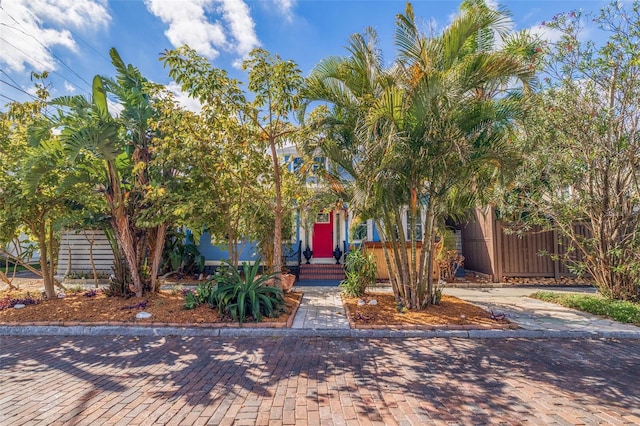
377 221 400 302
83 231 99 287
149 223 167 293
269 137 283 287
381 213 403 301
0 271 17 290
36 221 55 299
420 201 437 308
0 249 42 277
47 222 57 287
393 210 412 308
409 186 419 307
106 160 144 296
113 214 143 297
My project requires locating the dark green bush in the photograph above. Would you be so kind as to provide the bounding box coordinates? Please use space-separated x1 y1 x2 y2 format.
212 259 285 324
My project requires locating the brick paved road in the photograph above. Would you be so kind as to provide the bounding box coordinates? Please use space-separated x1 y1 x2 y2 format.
1 336 639 425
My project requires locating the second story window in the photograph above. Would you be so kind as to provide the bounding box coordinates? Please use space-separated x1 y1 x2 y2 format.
312 156 326 172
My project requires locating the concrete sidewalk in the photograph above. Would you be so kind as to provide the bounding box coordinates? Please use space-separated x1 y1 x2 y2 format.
446 286 640 336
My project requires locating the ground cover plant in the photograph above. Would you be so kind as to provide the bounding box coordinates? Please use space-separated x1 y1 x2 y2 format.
531 291 640 325
0 293 40 311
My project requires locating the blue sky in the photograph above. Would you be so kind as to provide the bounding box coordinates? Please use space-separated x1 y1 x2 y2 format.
0 0 609 111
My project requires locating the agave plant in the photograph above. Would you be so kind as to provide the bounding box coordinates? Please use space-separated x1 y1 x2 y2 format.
212 259 285 324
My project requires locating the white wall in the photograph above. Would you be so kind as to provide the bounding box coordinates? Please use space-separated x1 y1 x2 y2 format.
56 230 115 278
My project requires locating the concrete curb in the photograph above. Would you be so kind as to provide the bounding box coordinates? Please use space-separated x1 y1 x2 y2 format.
2 324 639 339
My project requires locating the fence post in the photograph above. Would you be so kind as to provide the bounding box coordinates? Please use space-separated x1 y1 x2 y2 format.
552 228 560 281
493 218 503 283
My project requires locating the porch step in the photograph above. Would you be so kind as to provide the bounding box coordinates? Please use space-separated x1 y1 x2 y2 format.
298 264 346 281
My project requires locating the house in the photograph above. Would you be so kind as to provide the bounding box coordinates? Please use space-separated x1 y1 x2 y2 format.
194 146 460 281
194 146 355 281
56 147 571 284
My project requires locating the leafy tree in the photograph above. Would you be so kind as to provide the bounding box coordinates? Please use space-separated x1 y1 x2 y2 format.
161 47 303 285
243 49 303 279
301 2 536 309
0 75 95 298
150 90 266 268
505 2 640 301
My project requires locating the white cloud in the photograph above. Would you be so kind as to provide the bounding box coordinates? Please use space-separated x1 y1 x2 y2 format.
144 0 260 66
144 0 227 60
219 0 260 60
167 81 202 113
0 0 110 72
64 81 76 93
529 24 564 44
29 0 110 29
274 0 296 22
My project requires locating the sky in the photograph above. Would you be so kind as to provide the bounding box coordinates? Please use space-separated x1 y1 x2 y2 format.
0 0 611 112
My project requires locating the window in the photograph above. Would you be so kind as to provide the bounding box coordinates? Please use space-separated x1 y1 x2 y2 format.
352 222 368 241
316 212 330 224
312 156 326 172
292 157 303 173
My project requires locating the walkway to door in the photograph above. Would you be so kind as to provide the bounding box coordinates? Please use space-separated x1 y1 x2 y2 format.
291 286 350 330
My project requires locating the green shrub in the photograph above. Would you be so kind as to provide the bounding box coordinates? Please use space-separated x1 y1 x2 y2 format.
340 249 377 297
184 290 199 310
212 259 285 324
531 291 640 325
183 281 217 310
162 230 205 274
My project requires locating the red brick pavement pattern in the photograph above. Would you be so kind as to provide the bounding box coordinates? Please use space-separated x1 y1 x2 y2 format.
1 336 640 425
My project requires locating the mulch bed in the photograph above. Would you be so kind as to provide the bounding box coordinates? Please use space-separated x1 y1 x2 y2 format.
343 292 513 330
0 288 302 328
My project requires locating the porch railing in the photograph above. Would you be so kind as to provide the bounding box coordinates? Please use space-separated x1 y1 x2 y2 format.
283 240 302 280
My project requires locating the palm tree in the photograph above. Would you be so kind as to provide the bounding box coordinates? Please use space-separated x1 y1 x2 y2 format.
302 1 537 309
39 49 170 297
0 75 97 298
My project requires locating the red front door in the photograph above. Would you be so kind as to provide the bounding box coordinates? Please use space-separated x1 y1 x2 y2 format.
312 211 333 258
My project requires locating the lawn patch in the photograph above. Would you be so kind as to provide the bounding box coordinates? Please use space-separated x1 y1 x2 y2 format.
531 291 640 325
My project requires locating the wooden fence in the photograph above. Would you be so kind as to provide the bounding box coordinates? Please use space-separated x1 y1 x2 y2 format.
461 208 590 281
56 230 114 278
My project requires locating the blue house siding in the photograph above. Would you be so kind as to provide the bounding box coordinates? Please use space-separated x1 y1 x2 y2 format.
197 232 260 264
371 221 381 242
